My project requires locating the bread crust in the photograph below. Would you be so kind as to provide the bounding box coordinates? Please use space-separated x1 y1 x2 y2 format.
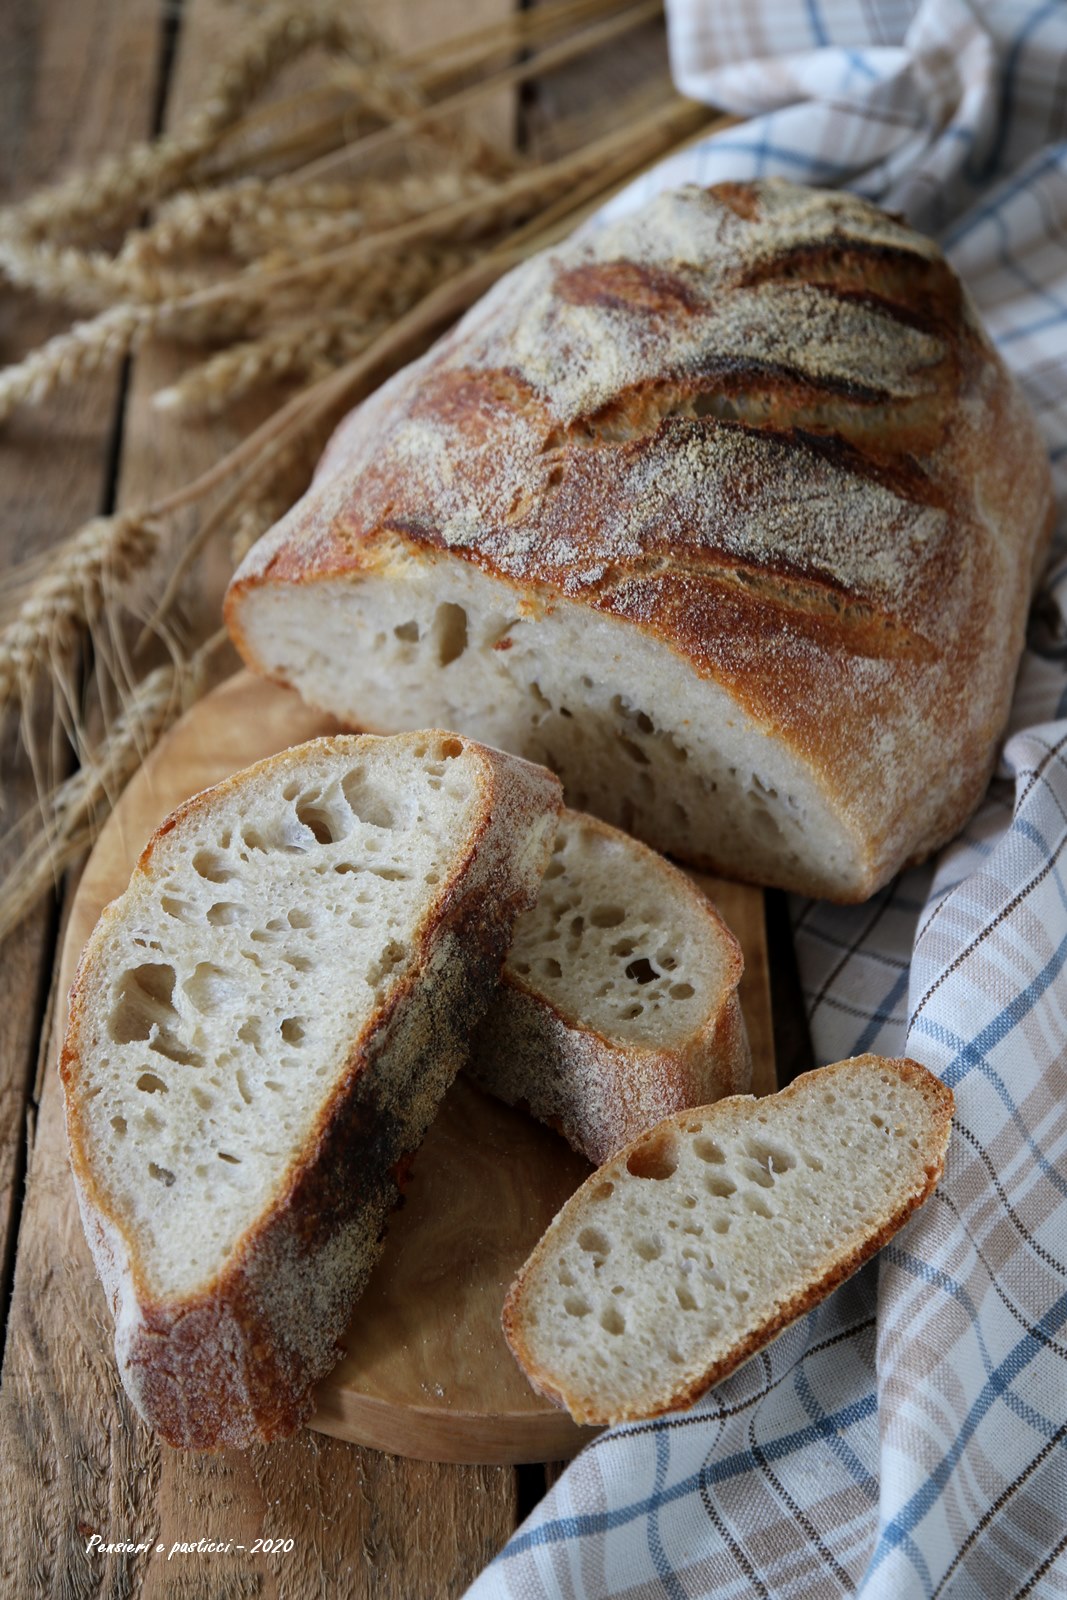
226 180 1054 901
501 1055 954 1425
61 732 562 1448
466 811 750 1165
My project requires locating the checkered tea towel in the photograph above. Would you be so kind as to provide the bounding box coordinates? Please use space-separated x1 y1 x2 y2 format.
467 2 1067 1595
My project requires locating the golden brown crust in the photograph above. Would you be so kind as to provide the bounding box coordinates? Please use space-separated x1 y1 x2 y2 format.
60 732 563 1449
226 181 1054 899
501 1054 954 1425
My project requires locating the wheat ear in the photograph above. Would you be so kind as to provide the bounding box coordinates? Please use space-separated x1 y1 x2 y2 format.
0 514 159 708
0 633 226 945
0 2 373 244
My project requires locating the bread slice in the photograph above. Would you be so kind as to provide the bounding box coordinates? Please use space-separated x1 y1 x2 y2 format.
502 1056 953 1425
60 730 562 1449
467 809 750 1165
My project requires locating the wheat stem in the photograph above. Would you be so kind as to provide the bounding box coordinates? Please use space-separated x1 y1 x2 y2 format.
0 514 160 709
0 633 226 945
0 2 374 244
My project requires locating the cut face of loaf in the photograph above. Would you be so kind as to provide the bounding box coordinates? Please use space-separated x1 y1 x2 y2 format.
226 178 1054 901
60 731 562 1448
467 809 750 1165
502 1056 953 1426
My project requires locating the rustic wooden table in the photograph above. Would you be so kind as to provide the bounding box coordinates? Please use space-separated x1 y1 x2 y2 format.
0 4 812 1595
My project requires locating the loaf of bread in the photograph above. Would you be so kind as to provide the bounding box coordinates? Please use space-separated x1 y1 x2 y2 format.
468 808 749 1165
60 731 562 1448
226 179 1053 900
502 1056 953 1425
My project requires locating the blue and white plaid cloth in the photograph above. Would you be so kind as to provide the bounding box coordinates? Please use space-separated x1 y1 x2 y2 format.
468 2 1067 1595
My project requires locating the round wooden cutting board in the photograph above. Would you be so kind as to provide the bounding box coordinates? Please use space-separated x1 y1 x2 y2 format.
59 671 775 1464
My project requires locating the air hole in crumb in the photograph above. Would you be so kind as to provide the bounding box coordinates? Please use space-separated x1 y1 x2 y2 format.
600 1307 625 1336
612 938 636 958
625 957 658 985
635 1236 662 1261
621 1003 644 1019
670 982 695 1000
590 906 625 928
185 962 237 1015
740 1160 775 1189
433 605 468 668
804 1154 825 1172
148 1163 175 1187
618 735 650 767
295 793 347 845
280 1017 305 1046
563 1295 591 1318
161 894 197 922
593 1182 614 1201
744 1193 773 1219
136 1072 167 1095
192 849 236 884
557 1263 575 1287
676 1287 698 1311
217 1151 241 1165
706 1176 736 1198
288 908 312 929
341 767 401 829
711 1217 731 1235
393 620 420 642
578 1228 610 1256
626 1130 678 1180
694 1137 726 1165
206 901 245 927
109 962 177 1044
745 1137 796 1173
539 957 562 980
111 1116 126 1137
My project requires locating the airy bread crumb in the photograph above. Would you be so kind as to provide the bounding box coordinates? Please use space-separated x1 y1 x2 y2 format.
502 1055 953 1425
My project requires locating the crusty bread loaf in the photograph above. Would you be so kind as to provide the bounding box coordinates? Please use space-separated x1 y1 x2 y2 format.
502 1056 953 1425
467 808 750 1165
60 730 562 1449
225 179 1053 901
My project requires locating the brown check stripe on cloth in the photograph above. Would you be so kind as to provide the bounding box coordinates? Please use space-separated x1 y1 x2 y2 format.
467 1 1067 1595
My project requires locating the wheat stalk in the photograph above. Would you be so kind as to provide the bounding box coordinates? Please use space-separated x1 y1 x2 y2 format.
0 634 225 945
0 0 714 951
0 514 160 708
0 2 373 245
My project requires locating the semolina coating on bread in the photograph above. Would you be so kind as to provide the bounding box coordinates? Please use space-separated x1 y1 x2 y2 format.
60 730 562 1449
226 179 1054 901
502 1055 953 1426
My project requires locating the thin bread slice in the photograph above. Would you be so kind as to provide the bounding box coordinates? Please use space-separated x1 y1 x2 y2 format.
467 809 750 1165
502 1056 953 1425
61 730 562 1449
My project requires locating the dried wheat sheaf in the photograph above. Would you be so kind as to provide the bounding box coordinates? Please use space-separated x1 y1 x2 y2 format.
0 0 722 941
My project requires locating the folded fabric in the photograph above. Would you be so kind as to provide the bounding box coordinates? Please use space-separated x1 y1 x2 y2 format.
467 2 1067 1596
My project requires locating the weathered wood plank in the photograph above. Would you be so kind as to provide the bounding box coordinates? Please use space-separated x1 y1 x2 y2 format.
0 0 164 1366
2 2 522 1597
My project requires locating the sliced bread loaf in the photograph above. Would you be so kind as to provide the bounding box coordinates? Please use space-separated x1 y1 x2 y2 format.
61 730 562 1448
467 809 750 1165
502 1056 953 1425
